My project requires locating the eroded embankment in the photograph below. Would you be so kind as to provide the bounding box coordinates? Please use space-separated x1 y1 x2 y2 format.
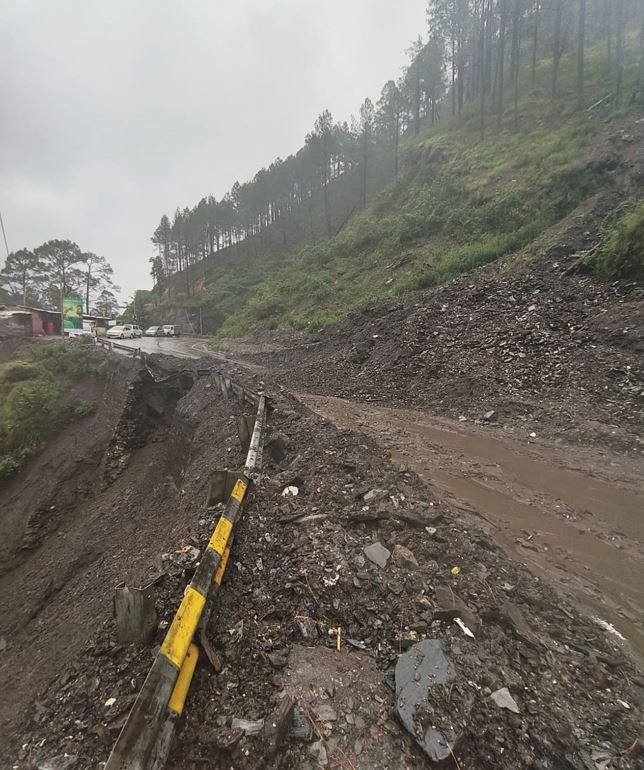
301 394 644 662
231 192 644 455
6 356 643 770
0 353 202 753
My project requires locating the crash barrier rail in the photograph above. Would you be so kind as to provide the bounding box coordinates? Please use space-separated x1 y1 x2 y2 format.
93 339 261 411
104 391 267 770
96 336 146 360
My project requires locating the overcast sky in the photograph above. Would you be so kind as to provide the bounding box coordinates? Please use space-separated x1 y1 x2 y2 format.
0 0 426 298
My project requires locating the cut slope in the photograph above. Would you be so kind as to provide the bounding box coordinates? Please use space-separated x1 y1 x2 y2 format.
230 189 644 453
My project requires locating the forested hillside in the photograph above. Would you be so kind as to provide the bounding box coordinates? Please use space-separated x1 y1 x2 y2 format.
147 0 644 336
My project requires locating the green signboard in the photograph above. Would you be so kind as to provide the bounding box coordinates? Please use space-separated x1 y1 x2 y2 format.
62 297 83 329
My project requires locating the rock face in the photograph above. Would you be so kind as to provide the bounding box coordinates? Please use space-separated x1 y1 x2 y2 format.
394 640 458 763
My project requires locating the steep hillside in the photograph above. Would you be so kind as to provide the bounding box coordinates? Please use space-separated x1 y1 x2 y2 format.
151 38 644 338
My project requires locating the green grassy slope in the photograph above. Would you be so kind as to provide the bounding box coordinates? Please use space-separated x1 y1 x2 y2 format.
198 41 641 339
0 343 101 480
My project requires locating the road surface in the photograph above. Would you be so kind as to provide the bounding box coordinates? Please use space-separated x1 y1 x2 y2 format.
105 335 644 659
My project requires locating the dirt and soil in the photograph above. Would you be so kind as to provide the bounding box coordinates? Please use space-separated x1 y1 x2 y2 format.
2 127 644 767
1 345 642 770
227 191 644 454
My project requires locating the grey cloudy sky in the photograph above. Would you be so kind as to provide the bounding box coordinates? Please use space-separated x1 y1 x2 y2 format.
1 0 426 298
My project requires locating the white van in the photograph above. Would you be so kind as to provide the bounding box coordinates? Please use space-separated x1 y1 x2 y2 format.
162 325 181 337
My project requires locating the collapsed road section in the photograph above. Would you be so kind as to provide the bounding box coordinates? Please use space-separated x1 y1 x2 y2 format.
3 352 644 769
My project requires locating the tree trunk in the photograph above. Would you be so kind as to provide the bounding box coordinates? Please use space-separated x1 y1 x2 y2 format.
577 0 587 105
361 137 368 210
552 0 563 96
605 0 613 70
497 0 509 128
414 60 421 135
480 0 487 139
638 0 644 103
532 0 540 85
616 0 625 105
512 0 522 132
394 112 400 179
452 30 457 116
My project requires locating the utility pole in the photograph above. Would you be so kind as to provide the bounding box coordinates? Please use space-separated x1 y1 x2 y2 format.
0 207 10 270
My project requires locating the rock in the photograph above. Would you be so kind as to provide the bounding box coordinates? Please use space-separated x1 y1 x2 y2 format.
36 756 78 770
0 637 6 652
263 695 295 751
394 639 459 763
296 617 318 640
309 740 328 766
490 687 520 714
364 542 391 568
313 703 338 722
483 410 497 421
434 585 480 632
363 488 389 503
290 708 314 741
499 601 541 647
231 717 265 736
204 727 245 751
267 652 288 668
392 544 418 569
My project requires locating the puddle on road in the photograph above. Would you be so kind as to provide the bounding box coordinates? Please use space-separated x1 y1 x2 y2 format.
302 395 644 661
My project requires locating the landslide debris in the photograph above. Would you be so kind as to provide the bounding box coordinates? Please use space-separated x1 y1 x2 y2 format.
239 193 644 453
11 361 643 770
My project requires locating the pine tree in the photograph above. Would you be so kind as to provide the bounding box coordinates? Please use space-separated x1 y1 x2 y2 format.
0 249 43 305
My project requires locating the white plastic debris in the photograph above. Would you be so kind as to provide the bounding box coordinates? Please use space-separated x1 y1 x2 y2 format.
104 698 116 707
282 486 299 497
594 617 626 641
454 618 475 639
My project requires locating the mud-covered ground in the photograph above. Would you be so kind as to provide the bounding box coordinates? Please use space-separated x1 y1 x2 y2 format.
226 193 644 456
4 352 642 770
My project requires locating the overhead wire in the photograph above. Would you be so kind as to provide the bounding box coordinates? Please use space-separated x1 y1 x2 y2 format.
0 207 9 266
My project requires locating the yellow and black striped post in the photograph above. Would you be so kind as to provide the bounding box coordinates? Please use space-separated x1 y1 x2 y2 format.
104 395 265 770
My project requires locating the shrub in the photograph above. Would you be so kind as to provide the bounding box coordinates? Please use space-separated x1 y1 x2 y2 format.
0 362 40 383
72 400 96 417
591 200 644 280
0 454 21 480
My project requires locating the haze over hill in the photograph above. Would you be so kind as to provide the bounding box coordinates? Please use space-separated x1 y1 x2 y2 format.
136 0 644 338
0 0 426 295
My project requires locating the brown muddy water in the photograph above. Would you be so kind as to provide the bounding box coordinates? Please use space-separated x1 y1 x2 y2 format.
302 395 644 662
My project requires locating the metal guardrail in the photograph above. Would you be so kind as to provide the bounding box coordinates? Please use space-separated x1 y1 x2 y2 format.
104 393 267 770
96 337 145 359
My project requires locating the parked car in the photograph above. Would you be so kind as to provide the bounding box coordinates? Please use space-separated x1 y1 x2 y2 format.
106 324 136 339
132 324 143 338
65 327 94 338
162 325 181 337
144 326 165 337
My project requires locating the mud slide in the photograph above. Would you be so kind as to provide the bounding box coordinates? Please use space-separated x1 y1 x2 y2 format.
302 395 644 660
